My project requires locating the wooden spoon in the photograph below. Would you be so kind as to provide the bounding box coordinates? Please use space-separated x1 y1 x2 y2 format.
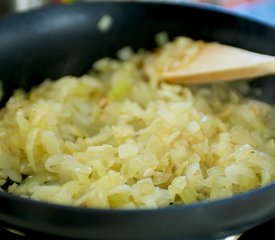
143 37 275 84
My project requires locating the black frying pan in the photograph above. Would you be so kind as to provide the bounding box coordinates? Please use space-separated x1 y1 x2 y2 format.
0 2 274 240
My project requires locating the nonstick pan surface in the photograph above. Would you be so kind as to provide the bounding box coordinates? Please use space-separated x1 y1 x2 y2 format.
0 2 274 240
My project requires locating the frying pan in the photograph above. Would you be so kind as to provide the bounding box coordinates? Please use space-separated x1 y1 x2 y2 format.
0 1 274 240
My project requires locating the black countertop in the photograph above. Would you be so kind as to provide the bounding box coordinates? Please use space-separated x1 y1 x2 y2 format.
0 217 274 240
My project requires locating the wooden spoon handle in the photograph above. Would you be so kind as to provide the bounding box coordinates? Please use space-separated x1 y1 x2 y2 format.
163 43 275 84
143 37 275 85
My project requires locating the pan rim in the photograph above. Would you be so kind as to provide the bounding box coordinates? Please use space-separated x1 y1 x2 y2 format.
1 181 275 214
